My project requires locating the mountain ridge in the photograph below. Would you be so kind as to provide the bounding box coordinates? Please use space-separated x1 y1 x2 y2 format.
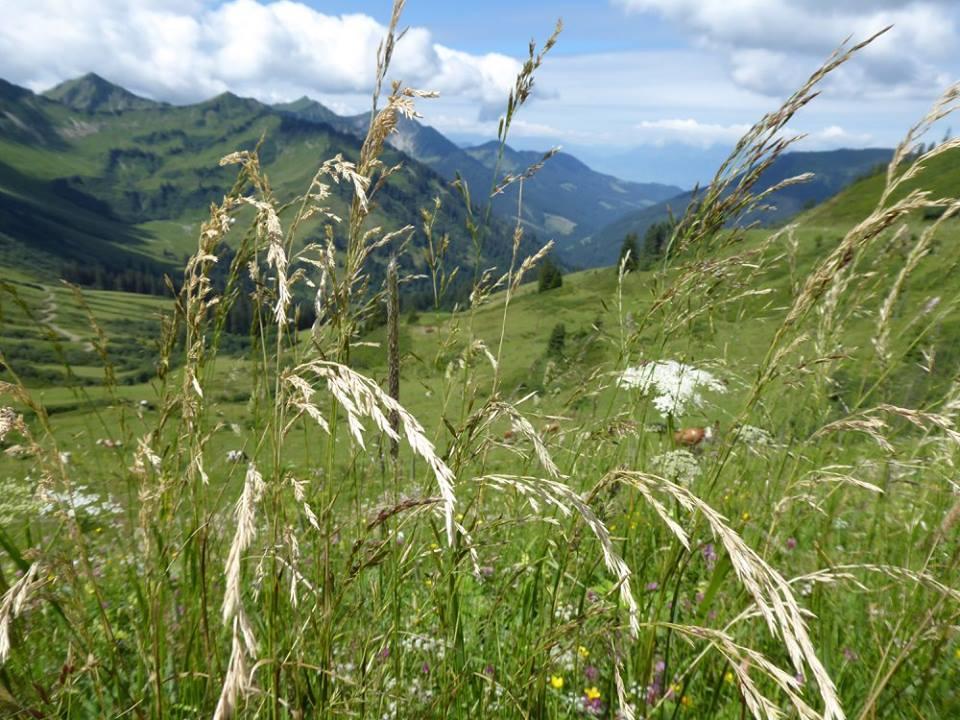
43 72 165 114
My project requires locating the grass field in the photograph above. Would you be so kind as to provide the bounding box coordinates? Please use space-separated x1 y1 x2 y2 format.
2 13 960 720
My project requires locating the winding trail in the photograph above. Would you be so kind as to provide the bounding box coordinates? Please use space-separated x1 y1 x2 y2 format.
40 286 95 352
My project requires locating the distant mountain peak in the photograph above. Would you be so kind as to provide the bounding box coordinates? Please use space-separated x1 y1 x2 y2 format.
43 73 163 113
273 96 339 126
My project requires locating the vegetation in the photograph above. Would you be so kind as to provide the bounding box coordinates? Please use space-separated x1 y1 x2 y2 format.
2 9 960 720
538 253 564 292
618 233 639 273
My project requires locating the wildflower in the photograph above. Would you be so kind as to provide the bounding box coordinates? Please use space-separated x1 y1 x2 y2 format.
843 647 858 663
645 581 659 592
584 665 599 681
584 687 601 701
421 662 430 675
651 449 701 486
550 675 564 689
646 682 661 704
954 647 960 661
617 361 726 417
484 664 495 677
785 537 797 551
680 695 693 708
741 511 750 522
378 646 390 661
701 543 717 569
578 645 590 659
724 671 734 684
737 424 775 448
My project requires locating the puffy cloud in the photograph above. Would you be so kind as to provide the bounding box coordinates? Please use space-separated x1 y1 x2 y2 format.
0 0 520 113
613 0 959 98
634 118 751 147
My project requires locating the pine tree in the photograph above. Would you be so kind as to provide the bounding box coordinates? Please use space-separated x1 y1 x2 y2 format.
618 233 639 272
547 322 566 358
640 220 675 269
538 254 563 292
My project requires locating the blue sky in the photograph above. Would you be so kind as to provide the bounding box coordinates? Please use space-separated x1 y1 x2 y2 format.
1 0 958 185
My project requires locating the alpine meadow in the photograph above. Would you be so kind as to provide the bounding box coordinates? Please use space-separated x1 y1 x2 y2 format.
3 1 960 719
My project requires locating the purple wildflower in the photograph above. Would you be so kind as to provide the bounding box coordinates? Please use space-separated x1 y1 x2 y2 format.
702 543 717 569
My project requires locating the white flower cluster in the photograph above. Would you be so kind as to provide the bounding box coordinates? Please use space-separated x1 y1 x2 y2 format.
550 646 577 672
738 424 776 448
651 450 701 486
553 602 576 623
401 633 447 659
0 476 39 525
618 361 725 416
40 484 122 519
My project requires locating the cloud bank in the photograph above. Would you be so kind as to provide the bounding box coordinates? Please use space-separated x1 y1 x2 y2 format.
614 0 956 98
0 0 521 114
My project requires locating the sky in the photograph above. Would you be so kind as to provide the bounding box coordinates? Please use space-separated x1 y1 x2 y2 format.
1 0 958 186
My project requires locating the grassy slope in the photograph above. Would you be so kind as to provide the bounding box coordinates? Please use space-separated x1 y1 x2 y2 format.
0 82 519 284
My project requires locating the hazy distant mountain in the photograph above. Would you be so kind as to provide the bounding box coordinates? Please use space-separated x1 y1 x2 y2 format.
461 141 682 243
561 143 735 189
275 100 683 249
570 148 893 268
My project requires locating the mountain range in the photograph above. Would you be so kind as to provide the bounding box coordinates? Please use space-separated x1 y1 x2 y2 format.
566 148 893 268
273 97 684 249
0 72 900 293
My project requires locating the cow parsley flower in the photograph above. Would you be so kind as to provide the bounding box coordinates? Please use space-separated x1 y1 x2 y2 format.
651 449 701 486
617 361 725 417
737 424 776 449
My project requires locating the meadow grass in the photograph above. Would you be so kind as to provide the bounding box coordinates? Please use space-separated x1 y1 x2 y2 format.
1 5 960 719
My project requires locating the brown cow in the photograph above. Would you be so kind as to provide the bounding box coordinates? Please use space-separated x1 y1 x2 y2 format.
673 423 717 449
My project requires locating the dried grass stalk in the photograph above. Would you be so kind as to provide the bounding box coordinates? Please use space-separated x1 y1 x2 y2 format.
0 563 40 664
608 470 844 720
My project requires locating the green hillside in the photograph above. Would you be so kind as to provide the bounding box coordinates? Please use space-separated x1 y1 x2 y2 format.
0 75 521 302
578 148 894 268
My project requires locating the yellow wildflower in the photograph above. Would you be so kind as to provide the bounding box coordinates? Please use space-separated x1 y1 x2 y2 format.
578 646 590 658
724 671 735 684
584 687 601 701
550 675 564 689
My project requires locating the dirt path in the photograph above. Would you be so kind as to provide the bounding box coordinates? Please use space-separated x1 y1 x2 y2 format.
40 286 95 351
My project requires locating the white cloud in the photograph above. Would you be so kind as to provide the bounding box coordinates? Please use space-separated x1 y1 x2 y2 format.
614 0 959 98
634 118 751 147
0 0 521 114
